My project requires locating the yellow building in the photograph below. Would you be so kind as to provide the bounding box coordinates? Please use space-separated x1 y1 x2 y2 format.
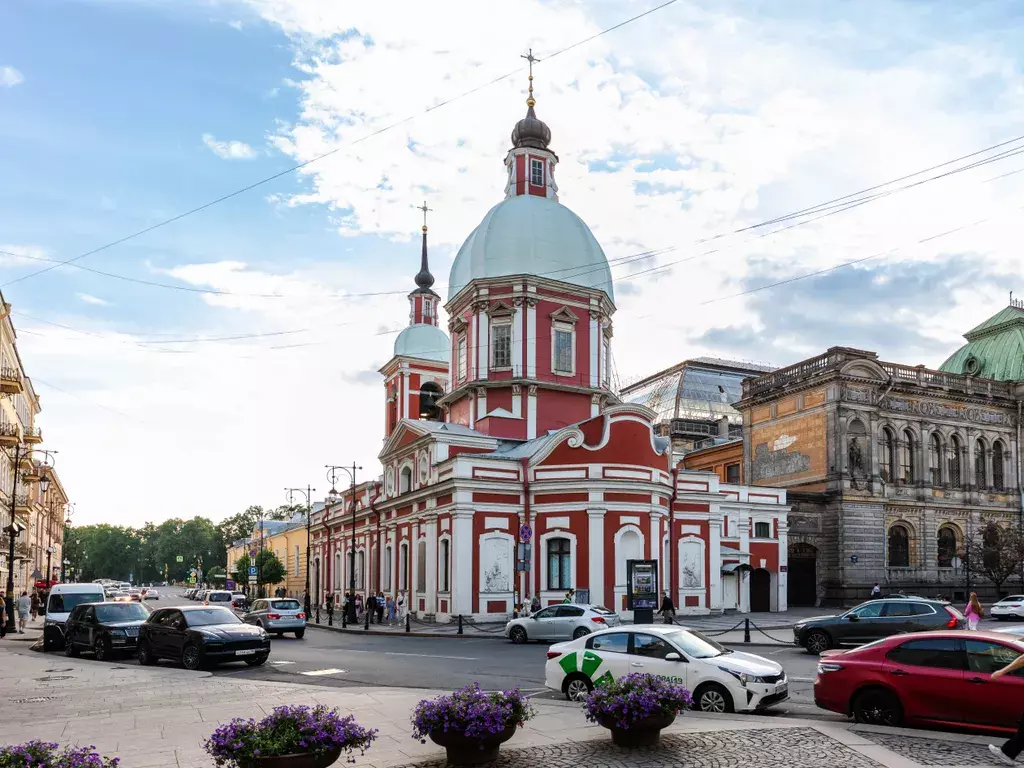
226 515 310 599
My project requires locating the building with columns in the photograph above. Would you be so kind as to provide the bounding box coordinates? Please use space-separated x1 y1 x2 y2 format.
309 79 789 619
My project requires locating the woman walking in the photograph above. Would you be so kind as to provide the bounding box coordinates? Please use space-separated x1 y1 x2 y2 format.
965 592 984 630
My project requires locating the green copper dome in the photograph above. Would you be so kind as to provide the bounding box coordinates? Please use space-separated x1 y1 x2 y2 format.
939 304 1024 381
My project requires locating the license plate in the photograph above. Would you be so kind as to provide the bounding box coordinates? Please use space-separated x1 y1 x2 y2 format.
235 649 258 656
776 684 788 696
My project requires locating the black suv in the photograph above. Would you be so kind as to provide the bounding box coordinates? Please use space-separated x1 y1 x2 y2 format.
793 598 964 654
64 600 150 660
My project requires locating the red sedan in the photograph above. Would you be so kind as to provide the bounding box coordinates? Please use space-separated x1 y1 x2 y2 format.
814 630 1024 732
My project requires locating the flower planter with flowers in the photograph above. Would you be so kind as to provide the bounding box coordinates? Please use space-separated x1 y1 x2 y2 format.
204 704 376 768
0 741 119 767
583 673 692 747
411 683 535 766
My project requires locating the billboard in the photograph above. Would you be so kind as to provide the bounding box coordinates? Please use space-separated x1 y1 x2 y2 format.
627 559 658 610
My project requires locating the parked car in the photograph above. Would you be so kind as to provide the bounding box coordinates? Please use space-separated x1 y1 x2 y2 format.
231 592 249 611
243 598 306 638
138 606 270 670
991 595 1024 621
994 624 1024 638
505 604 620 643
545 625 788 712
204 590 233 606
144 588 160 600
110 591 132 603
64 600 150 661
42 583 107 651
814 630 1024 731
793 598 964 654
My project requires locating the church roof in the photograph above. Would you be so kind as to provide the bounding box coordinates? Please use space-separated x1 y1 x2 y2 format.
939 302 1024 381
393 323 450 363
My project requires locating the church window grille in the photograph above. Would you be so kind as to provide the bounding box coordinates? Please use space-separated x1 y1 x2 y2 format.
547 538 571 590
491 322 511 369
530 158 544 187
975 439 987 488
888 524 910 568
993 441 1005 490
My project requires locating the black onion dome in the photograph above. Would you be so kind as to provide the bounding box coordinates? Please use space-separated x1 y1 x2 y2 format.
511 104 551 150
414 226 437 293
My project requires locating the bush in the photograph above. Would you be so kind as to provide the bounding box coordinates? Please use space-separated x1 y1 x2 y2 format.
411 683 535 744
583 673 692 729
0 741 119 767
204 705 376 766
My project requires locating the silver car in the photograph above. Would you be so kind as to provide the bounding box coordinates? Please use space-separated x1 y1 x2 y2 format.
243 598 306 638
505 604 620 644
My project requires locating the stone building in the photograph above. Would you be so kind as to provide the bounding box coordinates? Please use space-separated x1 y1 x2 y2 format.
735 303 1024 605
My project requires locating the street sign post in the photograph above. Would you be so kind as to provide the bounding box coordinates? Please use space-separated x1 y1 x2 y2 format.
519 524 532 542
249 550 257 558
249 566 258 576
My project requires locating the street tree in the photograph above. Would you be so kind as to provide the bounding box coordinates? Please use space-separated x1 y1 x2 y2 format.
255 550 286 588
964 521 1024 596
231 553 252 588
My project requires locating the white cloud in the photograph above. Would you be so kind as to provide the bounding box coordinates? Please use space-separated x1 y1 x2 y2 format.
0 66 23 87
202 133 258 159
228 19 244 31
76 293 111 307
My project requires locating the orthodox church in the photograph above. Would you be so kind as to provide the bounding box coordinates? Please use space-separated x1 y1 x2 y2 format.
310 73 789 619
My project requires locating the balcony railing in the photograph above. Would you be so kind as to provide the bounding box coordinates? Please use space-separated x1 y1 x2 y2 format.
0 367 22 395
23 427 42 444
0 422 18 446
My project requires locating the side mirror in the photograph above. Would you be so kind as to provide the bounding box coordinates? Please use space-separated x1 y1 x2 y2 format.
531 614 539 620
665 652 682 661
847 614 860 622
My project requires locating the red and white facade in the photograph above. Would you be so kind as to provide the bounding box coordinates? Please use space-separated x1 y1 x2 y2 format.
309 91 790 618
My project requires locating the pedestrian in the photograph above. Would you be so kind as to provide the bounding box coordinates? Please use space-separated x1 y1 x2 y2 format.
355 593 364 618
989 653 1024 764
530 595 541 614
386 595 395 624
562 589 575 604
16 592 30 633
965 591 984 630
0 592 7 639
376 592 385 624
397 591 405 620
30 591 40 621
870 583 881 598
659 591 676 624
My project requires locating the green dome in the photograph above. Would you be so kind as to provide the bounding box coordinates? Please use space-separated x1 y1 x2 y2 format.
939 304 1024 381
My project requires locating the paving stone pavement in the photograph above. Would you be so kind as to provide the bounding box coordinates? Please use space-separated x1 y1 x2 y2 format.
860 731 1010 766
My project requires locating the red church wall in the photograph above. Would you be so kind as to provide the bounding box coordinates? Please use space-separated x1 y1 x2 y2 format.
436 494 453 507
543 419 665 468
605 492 651 504
488 388 513 412
449 399 471 427
448 446 493 458
533 492 588 504
748 541 779 573
472 492 520 504
475 415 527 440
537 390 591 433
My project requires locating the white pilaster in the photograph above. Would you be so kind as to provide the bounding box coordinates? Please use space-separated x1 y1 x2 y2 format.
477 388 487 419
512 306 522 376
471 312 478 380
708 517 722 611
527 386 537 439
777 518 789 612
512 385 522 418
589 312 599 387
526 302 537 378
410 522 420 613
588 509 605 607
478 313 489 380
452 511 474 615
648 511 662 590
469 394 476 429
425 518 438 615
401 372 410 419
738 505 750 613
590 395 600 418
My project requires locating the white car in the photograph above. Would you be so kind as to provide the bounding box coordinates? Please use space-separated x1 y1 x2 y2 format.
544 624 788 713
991 595 1024 620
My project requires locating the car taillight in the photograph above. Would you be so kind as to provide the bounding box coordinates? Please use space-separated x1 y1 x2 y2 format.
204 601 209 606
267 613 281 620
591 616 607 624
296 613 306 619
944 606 959 628
546 651 562 660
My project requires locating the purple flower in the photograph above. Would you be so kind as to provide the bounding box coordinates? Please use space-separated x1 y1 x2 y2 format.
410 684 535 747
0 742 118 768
582 673 692 729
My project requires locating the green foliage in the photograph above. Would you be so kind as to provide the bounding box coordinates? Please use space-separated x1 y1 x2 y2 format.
232 553 252 587
231 550 286 588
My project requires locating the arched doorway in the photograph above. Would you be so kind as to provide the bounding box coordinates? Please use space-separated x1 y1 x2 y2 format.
788 542 817 607
750 568 771 612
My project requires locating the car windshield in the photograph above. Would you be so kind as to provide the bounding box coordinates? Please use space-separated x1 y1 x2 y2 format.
185 608 241 627
1000 596 1024 603
207 592 231 602
666 629 729 659
95 603 149 622
48 592 105 613
270 600 301 610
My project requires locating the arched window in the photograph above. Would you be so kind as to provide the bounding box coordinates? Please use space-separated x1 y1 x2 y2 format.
547 537 571 590
928 433 943 486
949 435 963 488
847 420 866 476
900 430 916 483
400 466 412 494
880 428 896 482
975 439 987 488
993 440 1006 490
439 539 450 593
384 546 393 590
416 540 426 592
356 550 365 590
346 550 355 590
399 543 409 590
937 526 957 568
888 525 910 567
333 551 342 591
419 382 443 421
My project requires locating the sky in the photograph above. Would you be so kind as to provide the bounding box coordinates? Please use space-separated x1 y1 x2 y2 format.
2 0 1024 526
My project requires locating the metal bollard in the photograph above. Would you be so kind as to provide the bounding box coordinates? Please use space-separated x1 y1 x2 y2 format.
744 618 751 643
405 614 411 633
315 604 320 624
327 602 334 627
341 610 347 628
458 614 463 635
364 609 370 631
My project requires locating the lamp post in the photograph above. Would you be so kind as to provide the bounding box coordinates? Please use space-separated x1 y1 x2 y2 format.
4 446 53 634
285 486 316 618
326 464 361 617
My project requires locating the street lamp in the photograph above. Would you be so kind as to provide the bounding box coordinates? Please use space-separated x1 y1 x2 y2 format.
4 446 54 634
285 486 316 618
326 464 361 619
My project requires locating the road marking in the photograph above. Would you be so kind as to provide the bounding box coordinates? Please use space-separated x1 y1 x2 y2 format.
383 651 478 661
270 660 295 665
789 676 814 682
300 668 346 676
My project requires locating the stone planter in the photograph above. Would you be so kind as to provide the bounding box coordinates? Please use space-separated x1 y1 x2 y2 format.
428 723 518 765
599 713 676 747
250 747 342 768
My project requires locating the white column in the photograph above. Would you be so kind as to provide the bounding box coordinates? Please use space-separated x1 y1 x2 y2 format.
777 518 789 612
425 518 438 615
527 386 537 439
400 372 409 420
512 305 522 376
708 517 722 611
526 302 537 378
469 394 476 429
589 312 599 387
511 385 522 418
476 388 487 419
588 509 605 607
738 505 750 613
478 313 489 380
471 313 479 380
410 522 420 613
648 511 662 591
452 511 474 616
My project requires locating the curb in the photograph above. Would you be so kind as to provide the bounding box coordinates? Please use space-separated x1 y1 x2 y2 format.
307 622 507 640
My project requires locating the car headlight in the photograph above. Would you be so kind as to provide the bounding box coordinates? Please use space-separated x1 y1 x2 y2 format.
718 668 765 687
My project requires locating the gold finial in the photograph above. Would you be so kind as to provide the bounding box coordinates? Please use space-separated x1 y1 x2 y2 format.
521 48 540 107
417 200 432 232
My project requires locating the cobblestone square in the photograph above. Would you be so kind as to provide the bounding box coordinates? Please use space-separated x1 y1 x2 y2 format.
862 731 1008 766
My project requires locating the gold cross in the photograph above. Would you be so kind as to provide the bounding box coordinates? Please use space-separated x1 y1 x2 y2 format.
521 48 540 106
417 200 432 231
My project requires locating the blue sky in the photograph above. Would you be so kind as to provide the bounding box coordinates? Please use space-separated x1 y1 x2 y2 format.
2 0 1024 524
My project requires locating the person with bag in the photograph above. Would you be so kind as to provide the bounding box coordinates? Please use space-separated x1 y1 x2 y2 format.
965 592 984 630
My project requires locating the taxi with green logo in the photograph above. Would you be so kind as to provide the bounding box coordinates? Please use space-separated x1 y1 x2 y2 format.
544 624 788 713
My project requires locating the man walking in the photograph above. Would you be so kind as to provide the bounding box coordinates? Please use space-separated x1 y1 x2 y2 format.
16 591 30 633
989 653 1024 764
659 591 676 624
871 583 881 598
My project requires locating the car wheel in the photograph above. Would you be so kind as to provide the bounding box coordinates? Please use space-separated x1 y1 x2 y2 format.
182 644 203 671
509 626 528 644
246 655 268 667
694 683 734 714
64 634 79 657
564 673 593 702
853 688 903 726
43 628 58 652
572 627 590 640
137 641 156 666
295 629 305 639
94 637 111 662
996 615 1007 621
805 630 831 655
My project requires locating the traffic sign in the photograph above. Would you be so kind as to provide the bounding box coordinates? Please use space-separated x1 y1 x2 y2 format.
248 566 258 576
519 524 532 542
175 555 184 563
249 550 257 558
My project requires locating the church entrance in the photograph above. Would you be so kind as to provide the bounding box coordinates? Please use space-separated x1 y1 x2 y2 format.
788 543 817 607
750 568 771 612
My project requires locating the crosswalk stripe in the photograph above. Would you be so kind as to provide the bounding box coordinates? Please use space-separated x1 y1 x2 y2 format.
300 668 345 676
270 661 295 665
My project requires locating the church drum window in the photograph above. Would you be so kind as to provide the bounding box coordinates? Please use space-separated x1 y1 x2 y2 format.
975 439 987 488
993 440 1006 490
888 525 910 568
547 537 571 590
457 336 467 381
491 321 512 369
937 526 957 569
553 326 574 374
530 158 544 187
880 428 896 483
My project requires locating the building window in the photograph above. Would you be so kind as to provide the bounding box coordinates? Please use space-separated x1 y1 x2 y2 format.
491 322 511 368
937 526 957 568
552 326 574 374
725 463 740 484
457 336 467 380
602 338 611 386
880 428 896 482
975 439 987 488
929 433 943 486
384 546 392 590
530 158 544 186
754 521 771 539
993 440 1005 490
399 543 408 590
547 537 571 590
294 545 300 577
949 435 963 487
900 430 915 483
888 525 910 568
356 551 365 590
440 539 450 592
416 541 426 593
399 466 412 494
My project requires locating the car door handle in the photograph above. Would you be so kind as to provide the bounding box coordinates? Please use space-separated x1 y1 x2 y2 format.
630 662 643 667
889 669 909 676
968 677 987 684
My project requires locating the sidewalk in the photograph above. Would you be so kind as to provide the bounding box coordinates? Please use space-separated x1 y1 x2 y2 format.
0 642 1011 767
